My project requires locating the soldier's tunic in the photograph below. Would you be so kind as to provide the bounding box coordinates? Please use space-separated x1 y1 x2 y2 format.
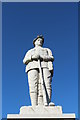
23 46 54 106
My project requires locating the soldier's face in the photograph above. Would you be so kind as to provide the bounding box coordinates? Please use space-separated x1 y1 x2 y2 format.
35 38 43 46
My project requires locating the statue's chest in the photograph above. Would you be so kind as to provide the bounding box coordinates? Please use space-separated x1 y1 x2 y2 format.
35 48 48 56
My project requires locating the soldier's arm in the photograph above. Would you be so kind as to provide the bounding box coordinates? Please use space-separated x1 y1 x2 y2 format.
48 48 54 61
23 49 33 64
47 48 54 76
41 48 54 62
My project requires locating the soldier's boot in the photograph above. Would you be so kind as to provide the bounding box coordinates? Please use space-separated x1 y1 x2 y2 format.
30 92 38 106
43 94 48 106
38 82 43 106
38 95 43 106
42 88 48 106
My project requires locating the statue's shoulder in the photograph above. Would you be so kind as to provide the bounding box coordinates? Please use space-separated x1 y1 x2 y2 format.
26 47 35 54
44 47 52 53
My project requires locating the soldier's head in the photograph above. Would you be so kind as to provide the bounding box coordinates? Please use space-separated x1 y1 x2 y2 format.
33 35 44 47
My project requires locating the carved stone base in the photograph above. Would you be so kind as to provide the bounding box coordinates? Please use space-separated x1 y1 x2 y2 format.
7 106 75 119
20 105 62 114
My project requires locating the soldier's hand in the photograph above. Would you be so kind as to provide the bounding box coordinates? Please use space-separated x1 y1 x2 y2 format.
40 55 47 61
31 54 40 60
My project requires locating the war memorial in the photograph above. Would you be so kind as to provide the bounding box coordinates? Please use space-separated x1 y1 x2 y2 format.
7 35 76 120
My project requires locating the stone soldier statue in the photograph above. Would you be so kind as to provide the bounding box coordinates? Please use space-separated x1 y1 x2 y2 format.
23 35 54 106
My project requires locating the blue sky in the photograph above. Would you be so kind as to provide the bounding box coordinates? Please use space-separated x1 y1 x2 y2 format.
2 2 78 118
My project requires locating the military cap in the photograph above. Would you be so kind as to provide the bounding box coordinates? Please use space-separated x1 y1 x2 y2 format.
33 35 44 46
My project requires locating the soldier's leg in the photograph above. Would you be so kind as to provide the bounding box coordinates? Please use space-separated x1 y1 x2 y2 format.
43 68 52 105
38 74 43 106
28 69 39 106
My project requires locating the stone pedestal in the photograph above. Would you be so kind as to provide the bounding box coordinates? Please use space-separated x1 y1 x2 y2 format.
7 106 76 119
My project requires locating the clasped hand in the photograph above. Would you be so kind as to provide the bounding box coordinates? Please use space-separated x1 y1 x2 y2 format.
31 54 43 61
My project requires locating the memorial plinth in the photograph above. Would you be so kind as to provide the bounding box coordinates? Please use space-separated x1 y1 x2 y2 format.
7 106 76 119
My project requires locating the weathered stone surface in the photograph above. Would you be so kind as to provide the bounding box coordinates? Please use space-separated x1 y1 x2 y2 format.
7 106 75 119
20 105 62 114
